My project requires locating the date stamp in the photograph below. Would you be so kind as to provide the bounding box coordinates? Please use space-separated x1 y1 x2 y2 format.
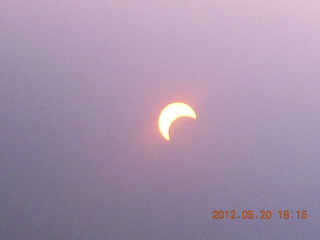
211 210 308 219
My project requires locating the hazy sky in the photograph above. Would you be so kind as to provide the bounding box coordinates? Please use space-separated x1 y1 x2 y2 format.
1 1 320 239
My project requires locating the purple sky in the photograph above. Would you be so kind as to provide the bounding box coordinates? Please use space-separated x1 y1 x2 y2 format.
1 1 320 239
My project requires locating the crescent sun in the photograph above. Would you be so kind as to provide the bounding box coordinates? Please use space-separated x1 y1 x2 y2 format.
158 102 197 141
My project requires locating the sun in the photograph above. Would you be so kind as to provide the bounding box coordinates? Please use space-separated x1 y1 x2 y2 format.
158 102 196 141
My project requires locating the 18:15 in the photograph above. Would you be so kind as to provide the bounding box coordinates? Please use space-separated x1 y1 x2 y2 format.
278 210 308 219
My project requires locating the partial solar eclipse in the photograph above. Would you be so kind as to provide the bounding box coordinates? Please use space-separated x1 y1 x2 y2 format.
158 102 197 141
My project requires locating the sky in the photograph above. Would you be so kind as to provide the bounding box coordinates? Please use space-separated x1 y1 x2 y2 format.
1 1 320 239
